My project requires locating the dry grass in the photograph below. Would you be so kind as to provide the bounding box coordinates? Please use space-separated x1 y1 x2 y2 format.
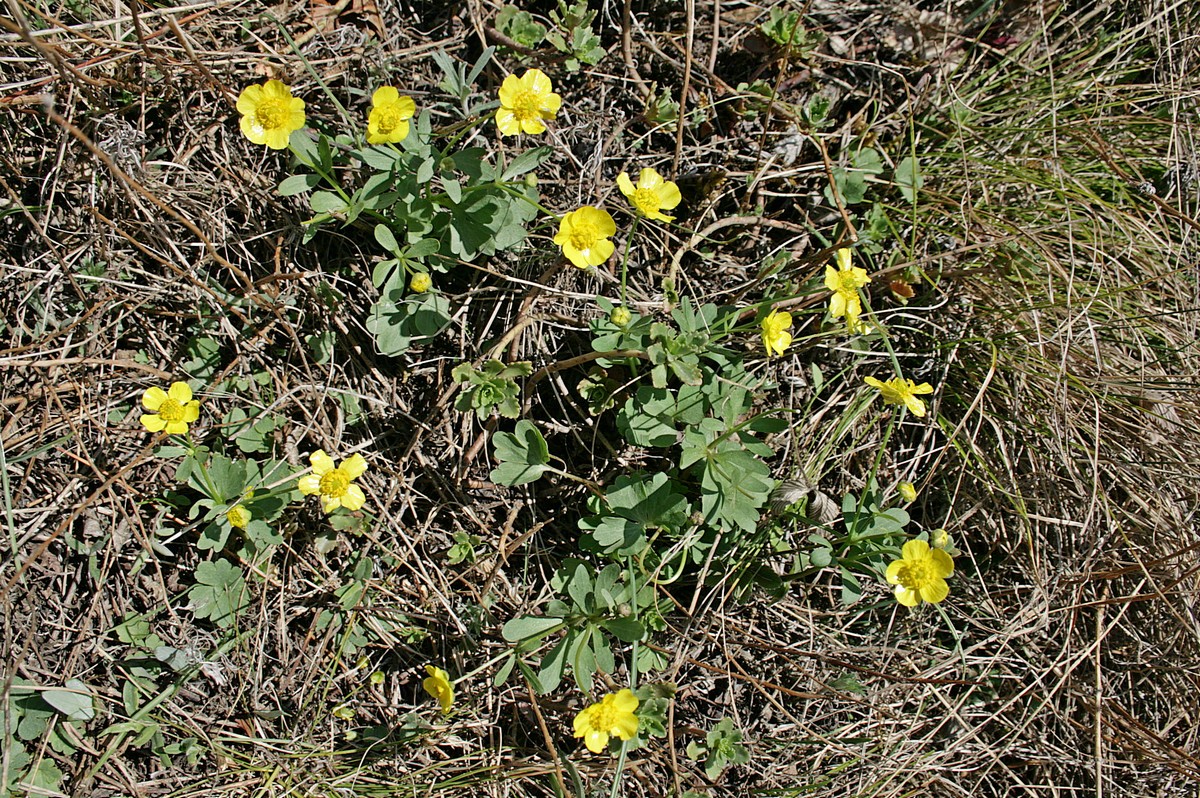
2 0 1199 796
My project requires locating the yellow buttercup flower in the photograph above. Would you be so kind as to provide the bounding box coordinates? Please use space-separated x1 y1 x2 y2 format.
422 665 454 713
617 168 682 222
573 689 639 754
761 309 793 357
496 69 562 136
367 86 416 144
140 382 201 435
824 248 871 333
409 272 432 293
554 206 617 268
236 79 306 150
864 376 935 417
297 450 368 513
886 539 954 607
226 505 251 530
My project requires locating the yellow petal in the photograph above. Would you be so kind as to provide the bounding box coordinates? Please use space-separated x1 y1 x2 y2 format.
142 386 167 411
519 116 547 134
341 484 366 511
495 108 520 137
613 689 639 712
236 83 264 115
655 181 682 210
538 91 562 115
164 419 191 435
309 450 335 475
372 85 399 106
524 68 553 96
894 584 920 607
616 172 635 197
297 474 322 495
885 559 905 584
836 247 852 271
140 413 166 432
919 578 949 604
167 381 193 404
584 729 608 753
321 494 342 513
901 539 931 561
341 453 368 479
903 394 927 417
182 402 200 423
930 548 955 577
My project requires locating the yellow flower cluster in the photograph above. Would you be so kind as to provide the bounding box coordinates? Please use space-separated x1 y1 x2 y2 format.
422 665 454 713
573 688 640 753
139 382 201 435
236 80 417 149
825 248 871 333
297 450 368 513
886 539 954 607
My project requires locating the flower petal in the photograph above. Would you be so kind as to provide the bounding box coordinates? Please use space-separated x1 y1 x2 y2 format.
919 577 949 604
519 116 547 134
613 689 639 712
525 68 553 95
885 559 905 584
297 474 322 495
321 494 342 513
930 548 955 577
340 484 366 512
894 584 921 607
498 73 522 108
495 108 520 137
616 172 635 197
164 419 190 435
341 453 368 479
142 386 167 411
140 413 166 432
236 83 264 115
309 450 335 475
901 539 931 561
584 729 609 753
655 182 682 210
182 402 201 423
167 381 193 404
372 85 399 106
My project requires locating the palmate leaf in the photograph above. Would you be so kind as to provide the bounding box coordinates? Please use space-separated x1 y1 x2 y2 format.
490 421 551 486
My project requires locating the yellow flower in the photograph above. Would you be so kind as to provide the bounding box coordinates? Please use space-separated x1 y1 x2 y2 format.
761 309 793 357
367 86 416 144
617 168 682 222
573 689 639 754
140 382 201 435
898 482 917 503
824 248 871 333
226 505 251 530
554 206 616 268
236 79 306 150
886 539 954 607
864 376 935 417
297 450 368 513
422 665 454 713
496 68 562 136
409 272 432 293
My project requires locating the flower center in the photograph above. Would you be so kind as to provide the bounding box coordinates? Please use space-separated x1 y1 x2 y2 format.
894 560 931 591
319 469 350 498
158 398 185 423
633 188 659 213
255 98 289 131
569 220 599 251
376 106 401 134
590 703 619 732
835 271 861 293
512 90 542 122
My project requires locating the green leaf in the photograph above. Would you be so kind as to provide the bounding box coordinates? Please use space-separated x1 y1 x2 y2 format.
278 173 320 196
602 617 644 643
604 472 690 530
40 679 95 721
895 155 923 202
501 146 554 181
309 191 347 214
490 421 551 486
188 560 249 628
501 615 564 643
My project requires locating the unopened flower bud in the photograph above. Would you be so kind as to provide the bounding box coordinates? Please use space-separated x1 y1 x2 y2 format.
410 272 432 293
610 306 632 326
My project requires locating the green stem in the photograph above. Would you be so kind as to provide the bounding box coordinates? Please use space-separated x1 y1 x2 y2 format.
620 216 641 307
